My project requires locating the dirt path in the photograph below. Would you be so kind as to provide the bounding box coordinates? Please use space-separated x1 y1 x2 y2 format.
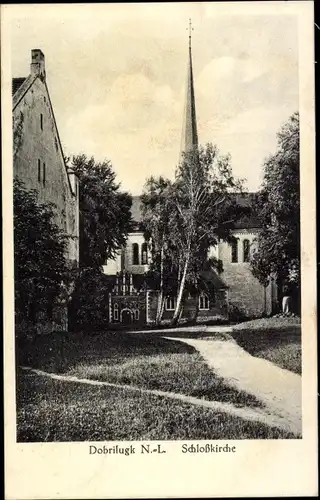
20 366 297 435
130 325 233 334
165 337 302 436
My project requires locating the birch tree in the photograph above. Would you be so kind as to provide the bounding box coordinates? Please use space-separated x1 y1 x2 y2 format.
170 144 243 325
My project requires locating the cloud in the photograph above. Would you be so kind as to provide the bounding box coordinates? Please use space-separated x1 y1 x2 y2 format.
200 105 297 191
10 6 299 194
61 71 184 194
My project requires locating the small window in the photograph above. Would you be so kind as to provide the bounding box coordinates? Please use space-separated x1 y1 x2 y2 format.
165 296 176 311
40 113 43 131
231 239 238 263
134 309 139 320
37 159 41 182
132 243 139 265
199 294 210 310
243 239 250 262
113 303 119 321
42 163 46 186
141 242 148 265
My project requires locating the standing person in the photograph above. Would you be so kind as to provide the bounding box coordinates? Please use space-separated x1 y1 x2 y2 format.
282 285 291 315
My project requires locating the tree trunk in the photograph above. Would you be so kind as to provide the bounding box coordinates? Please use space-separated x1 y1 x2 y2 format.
159 293 165 322
192 293 200 323
155 244 164 325
171 249 190 326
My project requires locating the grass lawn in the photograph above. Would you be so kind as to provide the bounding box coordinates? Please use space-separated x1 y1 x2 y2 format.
17 331 263 409
231 316 301 374
65 352 263 409
17 370 295 441
16 322 301 441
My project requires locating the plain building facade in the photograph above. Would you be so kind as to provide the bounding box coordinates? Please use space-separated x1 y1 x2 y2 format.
13 49 79 331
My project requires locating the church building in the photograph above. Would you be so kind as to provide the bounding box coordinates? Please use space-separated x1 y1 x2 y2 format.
103 28 277 325
13 49 80 332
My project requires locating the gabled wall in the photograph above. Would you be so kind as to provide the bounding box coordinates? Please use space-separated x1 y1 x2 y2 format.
13 73 79 266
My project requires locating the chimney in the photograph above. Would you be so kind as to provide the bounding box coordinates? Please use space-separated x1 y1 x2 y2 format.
30 49 46 80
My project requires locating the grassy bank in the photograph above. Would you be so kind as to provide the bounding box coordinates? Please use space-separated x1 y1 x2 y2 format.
17 370 295 442
16 322 301 441
17 331 263 408
66 351 263 409
231 316 301 374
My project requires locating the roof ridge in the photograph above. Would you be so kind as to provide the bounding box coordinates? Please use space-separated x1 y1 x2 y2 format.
12 74 38 110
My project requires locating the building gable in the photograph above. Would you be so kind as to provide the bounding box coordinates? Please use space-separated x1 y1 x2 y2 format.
12 50 79 264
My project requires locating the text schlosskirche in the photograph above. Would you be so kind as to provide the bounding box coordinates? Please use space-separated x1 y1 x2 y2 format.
182 443 236 453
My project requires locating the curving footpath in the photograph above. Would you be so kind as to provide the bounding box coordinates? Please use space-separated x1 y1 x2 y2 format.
20 366 298 435
164 336 302 436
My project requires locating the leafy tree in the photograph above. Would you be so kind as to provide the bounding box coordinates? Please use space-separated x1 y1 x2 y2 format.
14 179 71 331
141 176 175 324
170 144 243 324
141 144 244 325
70 154 133 269
250 112 300 309
68 268 110 332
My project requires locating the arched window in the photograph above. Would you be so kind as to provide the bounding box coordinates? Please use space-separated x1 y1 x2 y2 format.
113 303 119 321
231 239 238 263
243 239 250 262
132 243 139 265
199 294 209 310
165 296 176 311
141 242 148 265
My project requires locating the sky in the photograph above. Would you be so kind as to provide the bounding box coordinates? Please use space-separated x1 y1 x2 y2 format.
9 3 299 195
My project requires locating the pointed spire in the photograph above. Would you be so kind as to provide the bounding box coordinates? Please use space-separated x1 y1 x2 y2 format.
181 19 198 156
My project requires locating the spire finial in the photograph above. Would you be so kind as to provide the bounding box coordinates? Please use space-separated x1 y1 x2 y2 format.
187 18 194 48
181 17 198 156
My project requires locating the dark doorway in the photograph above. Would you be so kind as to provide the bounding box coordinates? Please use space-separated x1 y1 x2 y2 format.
121 309 132 325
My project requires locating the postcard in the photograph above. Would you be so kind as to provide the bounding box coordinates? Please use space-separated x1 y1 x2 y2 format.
2 1 317 498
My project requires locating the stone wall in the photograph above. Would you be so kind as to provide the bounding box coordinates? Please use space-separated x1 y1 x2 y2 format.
103 232 150 275
109 295 147 325
13 76 79 265
13 52 79 334
218 230 272 317
146 290 228 324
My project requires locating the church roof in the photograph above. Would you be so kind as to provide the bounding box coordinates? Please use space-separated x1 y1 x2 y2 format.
130 192 261 229
12 50 75 199
12 77 26 95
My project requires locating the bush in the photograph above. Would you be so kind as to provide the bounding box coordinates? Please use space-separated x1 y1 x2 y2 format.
68 269 110 332
228 302 249 323
14 179 73 335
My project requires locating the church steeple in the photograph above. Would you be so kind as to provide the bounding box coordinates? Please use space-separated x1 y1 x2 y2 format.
181 19 198 155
